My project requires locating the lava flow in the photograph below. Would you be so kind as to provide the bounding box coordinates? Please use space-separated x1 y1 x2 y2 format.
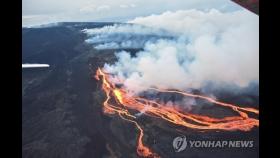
95 67 259 158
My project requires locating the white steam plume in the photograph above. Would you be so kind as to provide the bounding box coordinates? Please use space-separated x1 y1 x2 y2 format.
83 24 174 50
102 9 258 94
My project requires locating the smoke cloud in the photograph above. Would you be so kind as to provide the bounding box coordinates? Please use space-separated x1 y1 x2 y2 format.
83 24 175 49
88 9 259 94
128 9 258 39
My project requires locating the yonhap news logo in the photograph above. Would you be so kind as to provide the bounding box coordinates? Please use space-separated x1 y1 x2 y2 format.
172 136 254 152
173 136 188 152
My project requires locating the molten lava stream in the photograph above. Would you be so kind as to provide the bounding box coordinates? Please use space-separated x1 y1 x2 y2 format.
95 67 259 158
95 68 159 158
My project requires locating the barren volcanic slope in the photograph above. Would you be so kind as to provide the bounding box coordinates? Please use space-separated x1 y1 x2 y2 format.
22 22 258 158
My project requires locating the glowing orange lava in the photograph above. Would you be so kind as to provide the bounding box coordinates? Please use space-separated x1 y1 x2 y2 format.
95 67 259 158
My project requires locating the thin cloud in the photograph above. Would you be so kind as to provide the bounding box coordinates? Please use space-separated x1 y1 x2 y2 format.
96 5 111 12
23 0 242 26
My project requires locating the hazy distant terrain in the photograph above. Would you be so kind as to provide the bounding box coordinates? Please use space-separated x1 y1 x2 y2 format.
22 22 258 158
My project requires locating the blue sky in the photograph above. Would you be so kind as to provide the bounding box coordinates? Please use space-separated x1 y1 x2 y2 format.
22 0 243 26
